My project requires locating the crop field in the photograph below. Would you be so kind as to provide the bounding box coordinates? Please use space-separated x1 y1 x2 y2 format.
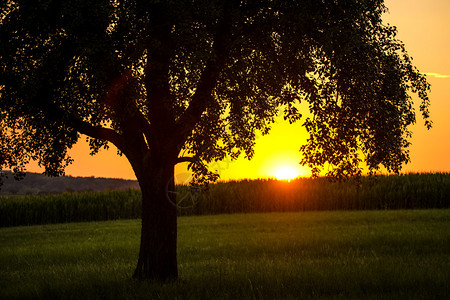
1 173 449 227
1 209 449 299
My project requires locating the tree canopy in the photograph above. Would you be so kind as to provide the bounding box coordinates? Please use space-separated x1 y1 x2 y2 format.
1 0 431 182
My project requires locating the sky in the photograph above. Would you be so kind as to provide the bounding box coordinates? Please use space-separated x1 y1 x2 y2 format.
27 0 450 181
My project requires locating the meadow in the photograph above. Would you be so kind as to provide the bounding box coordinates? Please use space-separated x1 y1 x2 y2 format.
1 210 449 299
1 173 449 227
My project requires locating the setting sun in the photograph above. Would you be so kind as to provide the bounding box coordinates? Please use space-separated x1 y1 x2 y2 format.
260 150 309 182
274 166 299 181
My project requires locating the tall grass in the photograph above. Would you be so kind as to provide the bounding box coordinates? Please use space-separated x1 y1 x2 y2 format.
1 173 449 227
0 189 141 227
189 172 450 215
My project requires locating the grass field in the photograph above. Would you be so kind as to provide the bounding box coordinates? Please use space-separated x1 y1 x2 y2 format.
1 209 449 299
1 173 449 227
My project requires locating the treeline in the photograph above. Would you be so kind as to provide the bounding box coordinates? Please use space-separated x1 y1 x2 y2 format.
0 173 449 227
0 171 139 195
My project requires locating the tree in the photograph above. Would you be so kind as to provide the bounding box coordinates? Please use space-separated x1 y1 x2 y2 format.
0 0 430 280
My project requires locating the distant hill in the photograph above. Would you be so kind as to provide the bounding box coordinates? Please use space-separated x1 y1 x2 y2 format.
0 171 139 195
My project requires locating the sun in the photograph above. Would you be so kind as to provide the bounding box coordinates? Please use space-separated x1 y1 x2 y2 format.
261 151 310 181
274 166 299 182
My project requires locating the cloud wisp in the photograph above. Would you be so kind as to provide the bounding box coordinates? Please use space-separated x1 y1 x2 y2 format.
422 72 450 79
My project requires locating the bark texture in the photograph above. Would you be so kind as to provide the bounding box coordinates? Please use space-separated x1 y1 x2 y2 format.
132 156 178 280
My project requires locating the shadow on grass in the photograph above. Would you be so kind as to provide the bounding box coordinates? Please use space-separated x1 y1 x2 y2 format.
2 267 448 300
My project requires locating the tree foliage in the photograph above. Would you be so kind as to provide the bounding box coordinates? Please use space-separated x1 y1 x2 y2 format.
0 0 431 183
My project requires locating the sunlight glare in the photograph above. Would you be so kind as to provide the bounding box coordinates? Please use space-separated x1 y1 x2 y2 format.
274 166 299 182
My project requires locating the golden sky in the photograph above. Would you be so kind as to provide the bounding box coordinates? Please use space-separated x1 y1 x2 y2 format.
28 0 450 181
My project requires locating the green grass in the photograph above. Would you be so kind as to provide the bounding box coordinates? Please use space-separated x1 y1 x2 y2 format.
1 209 449 299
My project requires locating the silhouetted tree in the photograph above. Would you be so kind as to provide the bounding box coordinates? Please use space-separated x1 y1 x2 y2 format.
0 0 430 280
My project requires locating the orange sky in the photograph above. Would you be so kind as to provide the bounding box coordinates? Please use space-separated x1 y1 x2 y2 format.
28 0 450 181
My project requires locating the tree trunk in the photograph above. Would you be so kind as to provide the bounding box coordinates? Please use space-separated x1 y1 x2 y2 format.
132 159 178 280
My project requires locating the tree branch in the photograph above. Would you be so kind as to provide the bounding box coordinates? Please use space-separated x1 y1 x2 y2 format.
145 3 176 135
99 69 153 146
71 118 126 152
176 3 235 140
175 156 198 165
